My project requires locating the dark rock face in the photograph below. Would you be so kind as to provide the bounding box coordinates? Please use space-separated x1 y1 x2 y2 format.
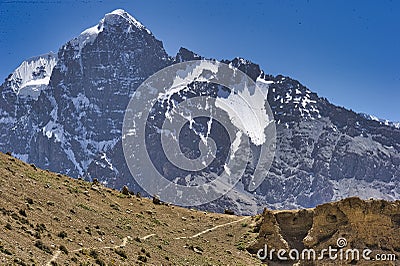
0 53 57 158
0 9 399 214
1 10 171 181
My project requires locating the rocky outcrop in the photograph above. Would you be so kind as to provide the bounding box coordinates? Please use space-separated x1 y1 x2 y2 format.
249 197 400 265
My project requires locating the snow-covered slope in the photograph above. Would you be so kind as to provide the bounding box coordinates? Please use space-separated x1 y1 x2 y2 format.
0 52 57 160
1 9 399 215
5 53 57 100
361 113 400 129
6 53 57 100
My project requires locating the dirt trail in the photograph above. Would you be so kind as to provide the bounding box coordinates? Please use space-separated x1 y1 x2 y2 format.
141 233 156 240
174 216 250 239
45 251 61 266
46 216 250 264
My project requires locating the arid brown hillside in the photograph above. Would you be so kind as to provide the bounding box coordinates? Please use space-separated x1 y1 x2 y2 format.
0 152 262 265
1 151 399 266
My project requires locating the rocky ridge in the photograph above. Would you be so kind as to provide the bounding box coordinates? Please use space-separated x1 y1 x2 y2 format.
0 9 399 214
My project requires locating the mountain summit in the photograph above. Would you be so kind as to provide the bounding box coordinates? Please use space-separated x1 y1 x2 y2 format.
0 10 399 215
70 9 152 55
4 52 57 99
103 9 150 32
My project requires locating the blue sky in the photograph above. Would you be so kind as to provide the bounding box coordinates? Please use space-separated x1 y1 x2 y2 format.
0 0 399 121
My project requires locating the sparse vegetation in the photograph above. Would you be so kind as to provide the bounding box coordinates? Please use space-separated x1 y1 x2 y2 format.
89 249 99 259
57 231 67 238
67 186 80 193
236 241 246 251
13 258 28 266
34 231 41 239
59 245 68 254
11 212 27 224
18 209 27 217
95 258 106 266
152 195 161 205
110 203 120 211
0 152 262 265
121 185 130 195
34 240 52 254
0 245 12 255
26 197 34 204
151 217 161 225
140 247 151 257
115 248 127 259
36 223 46 233
77 203 95 211
137 254 147 262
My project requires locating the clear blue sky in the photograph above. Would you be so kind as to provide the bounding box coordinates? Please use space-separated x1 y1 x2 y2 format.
1 0 399 121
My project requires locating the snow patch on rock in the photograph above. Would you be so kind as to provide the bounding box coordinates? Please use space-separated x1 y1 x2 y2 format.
5 53 57 99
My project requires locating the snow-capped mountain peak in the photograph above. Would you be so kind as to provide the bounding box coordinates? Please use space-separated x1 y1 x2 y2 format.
1 9 399 215
4 52 57 99
70 23 104 54
361 113 400 129
103 9 151 34
69 9 151 57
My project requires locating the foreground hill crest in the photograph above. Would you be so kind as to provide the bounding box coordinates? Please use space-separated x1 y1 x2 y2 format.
0 152 263 265
0 152 398 265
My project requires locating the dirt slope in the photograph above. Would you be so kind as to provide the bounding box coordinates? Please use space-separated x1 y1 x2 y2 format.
2 151 398 266
0 152 261 265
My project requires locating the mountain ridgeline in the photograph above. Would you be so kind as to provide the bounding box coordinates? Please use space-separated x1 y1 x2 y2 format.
1 9 399 214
